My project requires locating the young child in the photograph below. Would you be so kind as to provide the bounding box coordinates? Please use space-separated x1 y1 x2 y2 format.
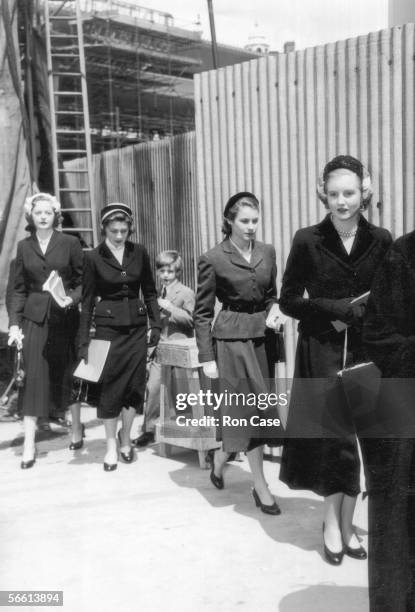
132 250 195 446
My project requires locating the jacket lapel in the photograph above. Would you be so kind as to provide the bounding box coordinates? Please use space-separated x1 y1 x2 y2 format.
349 216 376 263
250 241 264 268
168 281 182 303
98 241 123 270
122 241 135 269
316 214 378 269
45 230 61 256
28 233 45 259
318 215 351 266
222 238 259 269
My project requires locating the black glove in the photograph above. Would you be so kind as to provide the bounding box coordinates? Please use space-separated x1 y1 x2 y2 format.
312 297 353 323
78 344 89 363
147 328 161 347
348 302 366 326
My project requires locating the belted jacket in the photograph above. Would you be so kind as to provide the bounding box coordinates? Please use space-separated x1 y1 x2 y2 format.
194 238 277 362
79 240 161 348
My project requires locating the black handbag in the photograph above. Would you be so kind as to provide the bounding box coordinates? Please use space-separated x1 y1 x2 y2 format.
337 328 381 436
0 348 24 421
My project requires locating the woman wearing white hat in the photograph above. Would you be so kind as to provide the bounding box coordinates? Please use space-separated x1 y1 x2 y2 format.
8 192 84 468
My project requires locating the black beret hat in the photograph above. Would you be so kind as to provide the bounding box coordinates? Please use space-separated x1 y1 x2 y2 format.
100 202 133 223
322 155 363 181
223 191 259 218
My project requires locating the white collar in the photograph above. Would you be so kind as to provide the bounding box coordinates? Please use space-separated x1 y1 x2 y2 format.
229 237 252 261
36 231 53 245
105 238 125 252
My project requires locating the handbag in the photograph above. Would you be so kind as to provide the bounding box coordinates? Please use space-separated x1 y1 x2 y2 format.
337 328 381 436
0 348 24 421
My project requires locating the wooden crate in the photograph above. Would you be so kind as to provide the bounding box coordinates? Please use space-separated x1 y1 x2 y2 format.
156 338 219 468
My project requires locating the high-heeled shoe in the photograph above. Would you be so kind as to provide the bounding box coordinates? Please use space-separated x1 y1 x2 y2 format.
252 488 281 515
117 431 134 463
209 452 224 490
69 424 85 450
103 461 117 472
21 450 36 470
322 523 344 565
343 532 367 559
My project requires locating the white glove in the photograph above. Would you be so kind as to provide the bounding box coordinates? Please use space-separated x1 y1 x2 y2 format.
202 360 219 379
8 325 24 350
60 295 73 308
265 304 287 330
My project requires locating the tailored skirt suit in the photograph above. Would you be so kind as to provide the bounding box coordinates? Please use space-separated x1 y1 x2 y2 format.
279 214 392 497
363 232 415 611
79 241 161 419
194 238 283 453
8 231 83 417
143 280 195 433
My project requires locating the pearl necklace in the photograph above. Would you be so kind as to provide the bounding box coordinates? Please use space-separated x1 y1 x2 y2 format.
331 215 358 238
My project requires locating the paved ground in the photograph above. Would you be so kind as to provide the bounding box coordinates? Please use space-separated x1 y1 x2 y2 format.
1 407 368 612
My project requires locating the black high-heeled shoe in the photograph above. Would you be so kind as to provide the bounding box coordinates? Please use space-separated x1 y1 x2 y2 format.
117 431 134 463
103 461 117 472
322 523 344 565
252 488 281 515
208 450 224 489
69 424 85 451
343 532 367 560
21 457 36 469
210 464 224 489
21 449 36 470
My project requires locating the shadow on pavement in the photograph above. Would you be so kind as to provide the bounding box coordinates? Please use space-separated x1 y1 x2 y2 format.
279 585 368 611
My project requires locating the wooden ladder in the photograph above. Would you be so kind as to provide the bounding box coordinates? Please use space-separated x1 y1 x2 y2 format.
44 0 98 248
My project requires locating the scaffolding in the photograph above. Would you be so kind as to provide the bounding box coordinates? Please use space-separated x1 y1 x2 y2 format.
25 0 202 151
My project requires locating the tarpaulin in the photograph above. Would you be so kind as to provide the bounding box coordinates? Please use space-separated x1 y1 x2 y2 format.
0 0 33 334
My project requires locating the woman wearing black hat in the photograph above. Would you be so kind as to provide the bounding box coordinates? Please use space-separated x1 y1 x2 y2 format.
278 156 392 564
194 192 284 514
79 203 161 470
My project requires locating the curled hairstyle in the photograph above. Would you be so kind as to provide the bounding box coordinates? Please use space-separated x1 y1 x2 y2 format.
222 195 260 237
24 193 62 231
101 212 134 238
317 155 373 210
156 250 183 277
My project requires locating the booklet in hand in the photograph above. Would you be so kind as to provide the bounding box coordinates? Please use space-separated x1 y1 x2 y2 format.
331 291 370 333
73 339 111 382
42 270 68 307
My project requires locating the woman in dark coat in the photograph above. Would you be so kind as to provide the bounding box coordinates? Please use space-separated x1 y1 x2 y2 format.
8 193 84 468
363 233 415 611
79 203 161 471
279 156 392 564
194 192 284 514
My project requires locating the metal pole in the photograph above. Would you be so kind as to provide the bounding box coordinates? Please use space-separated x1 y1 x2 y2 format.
206 0 218 69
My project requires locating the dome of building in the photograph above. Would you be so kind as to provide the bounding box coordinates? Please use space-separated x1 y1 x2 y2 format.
244 22 270 55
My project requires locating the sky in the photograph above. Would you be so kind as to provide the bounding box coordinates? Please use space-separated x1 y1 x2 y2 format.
134 0 390 52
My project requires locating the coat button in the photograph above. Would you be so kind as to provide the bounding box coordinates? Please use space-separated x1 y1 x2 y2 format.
121 271 126 277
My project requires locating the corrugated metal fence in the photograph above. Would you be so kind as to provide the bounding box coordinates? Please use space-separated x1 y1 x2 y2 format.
64 132 199 291
194 24 415 376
